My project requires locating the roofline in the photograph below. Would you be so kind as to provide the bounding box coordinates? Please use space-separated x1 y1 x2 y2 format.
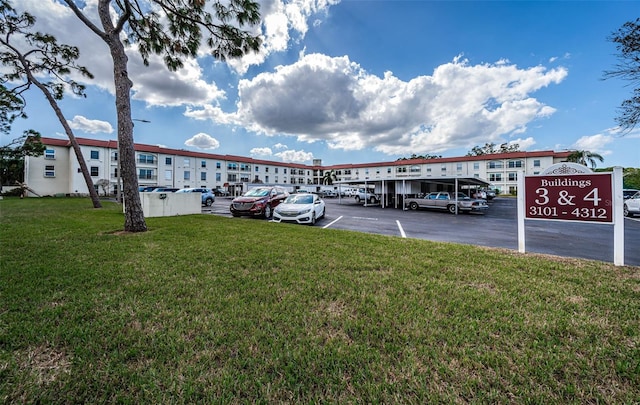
40 136 572 170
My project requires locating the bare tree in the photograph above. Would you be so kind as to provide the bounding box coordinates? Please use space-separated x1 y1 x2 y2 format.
61 0 262 232
0 1 102 208
605 18 640 132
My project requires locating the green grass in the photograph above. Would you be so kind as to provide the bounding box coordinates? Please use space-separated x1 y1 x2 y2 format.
1 197 639 403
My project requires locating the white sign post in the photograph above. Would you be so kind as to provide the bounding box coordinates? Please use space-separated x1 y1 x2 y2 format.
518 164 624 266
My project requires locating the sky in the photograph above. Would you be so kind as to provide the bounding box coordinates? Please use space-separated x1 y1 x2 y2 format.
5 0 640 168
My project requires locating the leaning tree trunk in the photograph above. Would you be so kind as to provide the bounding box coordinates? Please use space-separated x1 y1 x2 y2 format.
99 2 146 232
16 44 102 208
40 89 102 208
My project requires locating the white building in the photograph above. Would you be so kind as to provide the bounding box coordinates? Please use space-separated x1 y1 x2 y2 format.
24 136 571 197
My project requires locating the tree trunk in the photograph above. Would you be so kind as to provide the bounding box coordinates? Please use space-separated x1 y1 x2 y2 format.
99 1 147 232
40 88 102 208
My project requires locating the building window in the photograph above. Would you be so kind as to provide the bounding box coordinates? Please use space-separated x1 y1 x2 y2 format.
90 166 99 177
216 162 221 169
396 167 407 173
265 167 269 173
44 149 55 159
216 173 221 182
473 162 479 170
533 159 541 167
275 168 279 174
138 154 155 164
139 169 154 180
487 161 504 169
275 176 278 183
240 163 251 172
165 170 172 181
183 158 190 167
508 160 523 168
508 172 517 181
165 157 172 165
228 163 237 170
489 173 502 182
426 167 432 172
44 165 55 177
456 163 463 171
184 171 191 181
265 175 269 183
201 172 206 181
227 174 237 182
201 160 206 168
284 168 287 174
441 165 447 172
90 150 99 159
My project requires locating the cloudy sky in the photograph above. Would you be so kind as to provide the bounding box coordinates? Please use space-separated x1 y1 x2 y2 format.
6 0 640 167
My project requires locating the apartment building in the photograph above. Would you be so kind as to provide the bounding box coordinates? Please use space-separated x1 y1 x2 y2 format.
24 136 571 197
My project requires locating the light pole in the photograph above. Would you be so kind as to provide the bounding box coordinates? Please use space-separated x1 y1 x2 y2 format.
116 119 150 203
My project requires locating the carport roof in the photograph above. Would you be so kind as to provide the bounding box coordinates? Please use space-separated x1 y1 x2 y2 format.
334 176 491 188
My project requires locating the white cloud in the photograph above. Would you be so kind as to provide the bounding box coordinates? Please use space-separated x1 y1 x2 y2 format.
18 0 340 107
275 149 314 162
227 0 342 74
273 143 288 149
67 115 114 134
184 133 220 150
250 147 273 156
191 54 567 156
571 133 613 156
510 137 536 150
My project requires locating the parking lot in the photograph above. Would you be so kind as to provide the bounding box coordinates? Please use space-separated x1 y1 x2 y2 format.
207 196 640 266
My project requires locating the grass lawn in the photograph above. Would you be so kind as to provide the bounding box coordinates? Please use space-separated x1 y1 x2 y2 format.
1 197 639 403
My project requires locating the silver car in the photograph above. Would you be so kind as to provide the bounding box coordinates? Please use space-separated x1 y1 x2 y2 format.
273 193 326 225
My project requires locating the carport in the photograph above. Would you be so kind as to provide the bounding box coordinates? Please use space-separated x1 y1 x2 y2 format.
334 176 491 210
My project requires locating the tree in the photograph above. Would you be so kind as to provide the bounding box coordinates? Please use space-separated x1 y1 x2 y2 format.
565 150 604 169
396 153 442 161
95 178 111 196
466 142 520 156
605 18 640 131
61 0 262 232
0 130 45 187
0 1 102 208
322 169 337 185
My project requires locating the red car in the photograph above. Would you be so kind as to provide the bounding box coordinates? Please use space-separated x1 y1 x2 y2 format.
230 186 289 218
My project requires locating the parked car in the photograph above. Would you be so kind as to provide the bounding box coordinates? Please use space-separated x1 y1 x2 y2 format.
138 186 157 192
175 187 215 206
230 186 289 218
623 191 640 217
485 189 497 200
404 191 489 214
623 189 640 199
320 189 337 198
213 187 230 197
355 188 381 204
273 193 326 225
151 187 180 192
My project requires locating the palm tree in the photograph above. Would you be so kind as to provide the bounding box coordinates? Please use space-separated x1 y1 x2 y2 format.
566 150 604 169
322 169 337 185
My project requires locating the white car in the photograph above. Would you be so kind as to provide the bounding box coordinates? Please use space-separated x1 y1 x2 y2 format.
624 191 640 217
273 193 326 225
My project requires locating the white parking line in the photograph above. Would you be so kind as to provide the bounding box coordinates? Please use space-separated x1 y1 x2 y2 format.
352 216 379 221
323 215 343 229
396 220 406 238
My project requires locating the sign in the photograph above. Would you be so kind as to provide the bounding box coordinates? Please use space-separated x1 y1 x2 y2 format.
524 173 613 223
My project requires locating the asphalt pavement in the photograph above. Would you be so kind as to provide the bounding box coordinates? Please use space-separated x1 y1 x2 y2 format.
208 196 640 266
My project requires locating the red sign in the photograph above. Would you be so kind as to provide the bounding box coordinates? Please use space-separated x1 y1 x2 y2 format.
524 173 613 223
